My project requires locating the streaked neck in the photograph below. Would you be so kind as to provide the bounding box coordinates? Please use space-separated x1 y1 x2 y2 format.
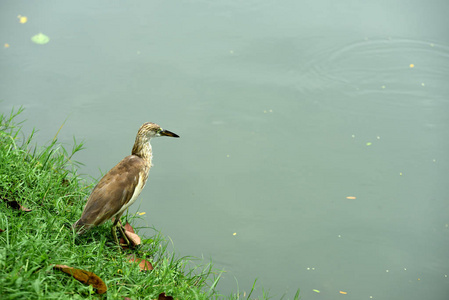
132 137 152 162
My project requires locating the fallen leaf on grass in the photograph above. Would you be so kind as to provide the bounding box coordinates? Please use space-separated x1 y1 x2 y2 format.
53 264 107 294
119 222 141 248
127 254 153 271
1 197 32 212
124 222 135 233
124 230 141 246
157 293 174 300
7 200 32 211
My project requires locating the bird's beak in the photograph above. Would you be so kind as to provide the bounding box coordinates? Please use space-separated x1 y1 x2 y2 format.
160 129 179 138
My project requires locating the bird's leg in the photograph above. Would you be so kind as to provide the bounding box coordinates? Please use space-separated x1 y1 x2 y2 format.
111 220 120 246
117 219 131 247
111 218 131 247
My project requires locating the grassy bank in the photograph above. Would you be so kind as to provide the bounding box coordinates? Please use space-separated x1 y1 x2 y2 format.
0 108 299 299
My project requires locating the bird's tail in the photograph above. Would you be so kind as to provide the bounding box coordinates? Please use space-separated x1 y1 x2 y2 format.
72 219 90 235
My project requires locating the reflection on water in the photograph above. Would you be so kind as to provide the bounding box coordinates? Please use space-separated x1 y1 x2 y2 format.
1 0 449 299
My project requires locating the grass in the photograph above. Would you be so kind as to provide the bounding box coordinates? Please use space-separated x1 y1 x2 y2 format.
0 108 300 299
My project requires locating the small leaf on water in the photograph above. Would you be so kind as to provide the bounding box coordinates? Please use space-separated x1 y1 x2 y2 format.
366 142 372 146
138 212 146 216
313 289 320 293
53 264 107 294
31 33 50 45
346 196 356 200
18 15 27 23
339 291 347 295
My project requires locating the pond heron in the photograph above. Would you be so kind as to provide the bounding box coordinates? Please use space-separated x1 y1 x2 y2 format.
72 122 179 246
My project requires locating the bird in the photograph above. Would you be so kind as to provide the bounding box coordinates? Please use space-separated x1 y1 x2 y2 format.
73 122 179 246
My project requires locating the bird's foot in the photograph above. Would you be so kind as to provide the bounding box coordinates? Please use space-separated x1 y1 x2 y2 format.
118 223 131 247
111 222 131 248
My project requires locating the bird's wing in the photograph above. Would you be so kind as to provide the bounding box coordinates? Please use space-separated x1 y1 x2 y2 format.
77 155 148 228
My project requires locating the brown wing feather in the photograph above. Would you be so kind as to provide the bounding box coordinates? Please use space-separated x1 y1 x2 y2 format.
74 155 147 233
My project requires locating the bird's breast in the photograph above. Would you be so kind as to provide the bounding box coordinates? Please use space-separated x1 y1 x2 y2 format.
115 163 150 217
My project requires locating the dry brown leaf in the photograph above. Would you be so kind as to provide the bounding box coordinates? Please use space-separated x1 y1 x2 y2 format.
124 222 135 233
124 230 141 246
1 197 32 212
119 222 141 248
127 254 153 271
53 264 107 294
157 293 174 300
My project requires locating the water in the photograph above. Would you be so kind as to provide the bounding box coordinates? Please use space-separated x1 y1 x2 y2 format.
1 1 449 298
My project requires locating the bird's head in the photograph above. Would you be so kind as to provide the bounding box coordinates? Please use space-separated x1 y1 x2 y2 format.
138 122 179 142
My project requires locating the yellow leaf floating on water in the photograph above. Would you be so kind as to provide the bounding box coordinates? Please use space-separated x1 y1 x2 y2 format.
409 63 415 68
138 212 146 216
339 291 347 295
346 196 356 200
18 15 27 23
233 232 237 236
4 43 9 48
31 33 50 45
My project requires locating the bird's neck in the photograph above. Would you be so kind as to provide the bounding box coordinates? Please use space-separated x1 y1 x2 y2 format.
132 139 153 163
